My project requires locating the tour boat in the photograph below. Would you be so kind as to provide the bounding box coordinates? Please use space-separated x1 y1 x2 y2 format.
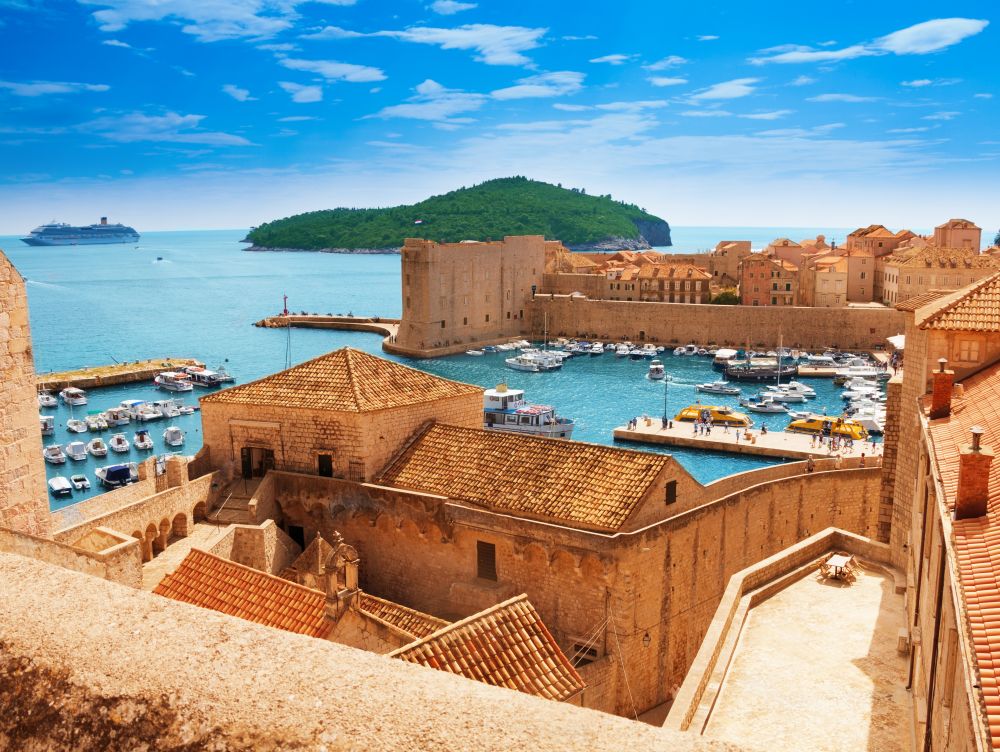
96 463 138 489
59 387 87 406
48 476 72 497
70 474 91 491
87 437 108 457
134 429 154 450
37 391 57 408
103 406 131 426
696 381 741 396
505 352 562 373
590 343 604 356
85 413 109 432
163 426 184 447
712 348 739 369
674 405 753 427
739 396 789 414
724 358 798 383
154 371 194 392
65 441 87 461
43 444 67 464
786 415 868 441
66 419 87 433
616 344 631 358
465 349 485 356
647 359 666 380
109 433 130 453
483 385 574 439
183 366 224 387
40 414 54 436
213 364 236 383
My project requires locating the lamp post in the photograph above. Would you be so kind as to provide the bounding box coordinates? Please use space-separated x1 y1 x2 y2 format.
662 373 669 428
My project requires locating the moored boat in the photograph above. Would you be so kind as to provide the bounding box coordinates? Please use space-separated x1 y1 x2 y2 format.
725 358 798 383
154 371 194 392
65 441 87 461
103 406 132 426
66 419 87 433
37 390 57 408
616 344 631 358
465 349 485 356
85 413 109 432
59 387 87 406
96 462 138 489
739 396 789 414
163 426 185 447
483 384 574 439
40 414 54 436
87 437 108 457
786 414 868 441
48 476 72 497
70 474 90 491
505 352 562 373
183 366 224 387
674 404 753 427
43 444 67 464
696 381 741 396
134 429 154 450
109 433 130 453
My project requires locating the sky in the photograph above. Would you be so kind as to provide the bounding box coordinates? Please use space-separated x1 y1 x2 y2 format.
0 0 997 232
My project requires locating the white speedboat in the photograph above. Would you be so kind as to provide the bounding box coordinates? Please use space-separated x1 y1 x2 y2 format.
505 352 562 373
697 348 709 356
87 437 108 457
163 426 184 447
836 365 888 381
66 419 87 433
134 429 154 450
103 406 132 426
213 364 236 383
85 413 109 432
740 397 788 414
683 344 698 355
759 389 806 404
590 343 604 356
109 433 130 453
465 349 485 356
604 342 616 352
154 371 194 392
628 348 646 360
673 346 685 356
70 474 90 491
616 344 631 358
136 405 164 422
37 391 57 408
152 399 181 418
43 444 67 464
95 463 138 489
805 354 837 366
40 414 54 436
696 381 741 396
120 399 147 417
483 385 574 439
48 476 72 497
648 359 666 380
65 441 87 461
59 387 87 406
641 344 658 358
780 381 816 398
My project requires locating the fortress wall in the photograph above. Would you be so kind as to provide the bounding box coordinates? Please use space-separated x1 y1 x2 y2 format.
527 295 905 350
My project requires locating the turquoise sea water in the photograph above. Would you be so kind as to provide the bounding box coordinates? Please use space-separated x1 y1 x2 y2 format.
0 227 862 508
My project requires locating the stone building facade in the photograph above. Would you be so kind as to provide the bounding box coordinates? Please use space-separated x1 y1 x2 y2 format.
797 254 848 308
738 254 798 307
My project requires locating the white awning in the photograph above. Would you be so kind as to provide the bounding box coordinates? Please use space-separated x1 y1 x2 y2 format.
887 334 905 350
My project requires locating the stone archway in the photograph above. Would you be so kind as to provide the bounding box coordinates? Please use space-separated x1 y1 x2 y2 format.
132 530 151 563
157 518 171 552
172 512 189 539
145 523 161 558
193 501 207 522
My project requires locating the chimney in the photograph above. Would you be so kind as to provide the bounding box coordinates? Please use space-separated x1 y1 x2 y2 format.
100 216 107 225
955 426 994 520
930 358 955 419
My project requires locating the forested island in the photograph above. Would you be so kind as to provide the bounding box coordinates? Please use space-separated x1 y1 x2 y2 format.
243 177 671 253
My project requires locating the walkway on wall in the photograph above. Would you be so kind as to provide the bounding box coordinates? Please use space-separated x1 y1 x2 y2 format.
141 522 227 591
253 314 399 344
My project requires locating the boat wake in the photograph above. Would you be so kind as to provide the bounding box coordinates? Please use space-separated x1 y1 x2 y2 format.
26 280 70 291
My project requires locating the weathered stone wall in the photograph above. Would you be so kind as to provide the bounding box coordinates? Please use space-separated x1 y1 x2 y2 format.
0 251 50 537
527 295 905 349
0 525 141 587
878 374 903 546
328 607 415 654
48 457 158 533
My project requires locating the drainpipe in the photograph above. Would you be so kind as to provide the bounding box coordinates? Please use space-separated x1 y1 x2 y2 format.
922 530 946 752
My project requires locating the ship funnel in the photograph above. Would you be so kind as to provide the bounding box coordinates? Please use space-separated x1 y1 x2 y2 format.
100 216 107 225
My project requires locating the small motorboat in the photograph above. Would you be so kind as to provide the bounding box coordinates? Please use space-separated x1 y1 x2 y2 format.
213 364 236 383
590 343 604 356
48 476 72 497
641 344 658 358
66 419 87 433
683 344 698 355
85 413 109 432
65 441 87 461
482 346 498 353
505 352 562 372
136 405 164 422
87 437 108 457
43 444 67 464
696 381 741 396
152 399 182 418
134 429 154 450
163 426 184 447
648 359 666 380
40 414 54 436
739 397 789 414
780 381 816 398
629 348 646 360
103 406 132 426
70 474 91 491
109 433 130 453
604 343 616 352
656 346 666 353
673 346 685 355
697 348 709 356
59 387 87 406
615 344 631 358
95 462 138 489
758 389 807 404
465 349 485 356
37 391 57 408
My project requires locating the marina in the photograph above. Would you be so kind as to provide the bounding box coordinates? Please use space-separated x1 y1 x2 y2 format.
37 357 204 391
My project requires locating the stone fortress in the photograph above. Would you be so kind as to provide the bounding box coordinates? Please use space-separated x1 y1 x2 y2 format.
2 237 1000 750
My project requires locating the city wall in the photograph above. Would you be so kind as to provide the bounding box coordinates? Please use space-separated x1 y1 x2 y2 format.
0 525 141 587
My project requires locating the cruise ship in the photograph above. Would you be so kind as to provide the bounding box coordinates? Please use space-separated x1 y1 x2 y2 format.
21 217 140 246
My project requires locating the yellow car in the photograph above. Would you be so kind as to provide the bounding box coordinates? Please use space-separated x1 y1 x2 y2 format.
674 404 753 427
786 414 868 441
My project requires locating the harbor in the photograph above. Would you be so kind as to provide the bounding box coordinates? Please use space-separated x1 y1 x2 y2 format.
37 358 204 391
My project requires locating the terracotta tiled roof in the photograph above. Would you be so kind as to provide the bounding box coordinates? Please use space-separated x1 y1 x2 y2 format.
154 549 332 638
390 595 585 702
895 290 950 312
936 218 979 230
200 347 481 412
925 363 1000 747
916 273 1000 331
848 224 889 238
636 263 711 280
886 245 999 271
357 593 449 639
378 423 669 530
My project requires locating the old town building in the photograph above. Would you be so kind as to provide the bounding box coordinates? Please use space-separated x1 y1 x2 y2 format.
797 253 848 307
739 253 798 306
879 244 1000 306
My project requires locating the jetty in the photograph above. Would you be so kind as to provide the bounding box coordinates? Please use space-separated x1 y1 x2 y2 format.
794 365 839 378
36 358 204 392
254 314 399 342
613 418 882 461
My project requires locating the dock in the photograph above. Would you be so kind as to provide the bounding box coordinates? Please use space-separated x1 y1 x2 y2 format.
37 358 204 392
254 314 399 342
613 419 882 461
794 365 838 378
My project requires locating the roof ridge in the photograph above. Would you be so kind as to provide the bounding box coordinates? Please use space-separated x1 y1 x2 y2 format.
199 347 352 405
389 594 530 655
344 347 363 411
173 548 328 600
917 271 1000 328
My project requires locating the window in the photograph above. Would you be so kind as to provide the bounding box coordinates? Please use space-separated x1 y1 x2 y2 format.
440 320 446 328
317 454 333 478
570 642 599 666
860 272 867 280
506 311 511 319
348 459 365 482
771 297 777 305
785 283 791 292
665 480 677 505
476 541 497 581
958 340 981 362
463 317 468 325
485 314 490 323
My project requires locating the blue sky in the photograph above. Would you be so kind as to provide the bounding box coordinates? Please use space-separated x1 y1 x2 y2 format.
0 0 997 232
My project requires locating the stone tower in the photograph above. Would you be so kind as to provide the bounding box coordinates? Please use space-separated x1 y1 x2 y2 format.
0 250 50 537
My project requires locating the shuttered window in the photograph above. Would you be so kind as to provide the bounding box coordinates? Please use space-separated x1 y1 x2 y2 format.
476 541 497 581
665 480 677 505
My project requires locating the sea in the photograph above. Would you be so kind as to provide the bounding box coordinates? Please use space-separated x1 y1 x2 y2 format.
0 226 865 508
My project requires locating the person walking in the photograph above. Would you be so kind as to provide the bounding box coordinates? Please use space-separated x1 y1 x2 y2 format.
834 454 843 470
806 456 815 473
860 453 866 468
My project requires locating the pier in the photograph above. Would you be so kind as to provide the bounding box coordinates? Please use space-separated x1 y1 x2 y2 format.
613 418 882 461
254 314 399 342
36 358 204 391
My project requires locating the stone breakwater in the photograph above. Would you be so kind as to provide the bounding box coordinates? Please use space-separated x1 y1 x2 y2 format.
243 245 400 255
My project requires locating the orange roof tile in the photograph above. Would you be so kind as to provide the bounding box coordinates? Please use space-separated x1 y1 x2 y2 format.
390 595 585 702
917 273 1000 331
357 593 449 639
895 290 950 313
886 245 999 271
378 423 668 530
200 347 481 413
154 549 332 638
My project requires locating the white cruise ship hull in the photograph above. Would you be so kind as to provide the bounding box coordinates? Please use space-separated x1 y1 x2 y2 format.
22 235 139 246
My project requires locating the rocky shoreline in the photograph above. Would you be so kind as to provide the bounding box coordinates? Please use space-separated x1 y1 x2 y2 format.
244 245 400 255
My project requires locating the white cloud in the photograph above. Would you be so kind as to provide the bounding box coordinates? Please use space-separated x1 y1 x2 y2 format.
751 17 988 64
79 0 292 41
258 42 297 52
589 53 635 65
697 35 719 41
643 55 686 71
740 110 793 120
888 126 932 133
430 0 477 14
278 115 316 121
923 111 960 120
974 93 993 99
647 76 687 87
81 111 252 145
101 38 132 48
901 77 961 87
0 79 110 96
369 79 486 122
278 58 386 83
552 103 590 111
790 75 815 86
491 71 584 100
304 23 547 66
595 100 667 111
222 84 255 101
681 110 732 117
279 81 322 103
562 34 597 41
690 77 760 100
807 93 877 102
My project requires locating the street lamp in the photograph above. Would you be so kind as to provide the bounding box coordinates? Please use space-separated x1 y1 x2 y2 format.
662 373 669 427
